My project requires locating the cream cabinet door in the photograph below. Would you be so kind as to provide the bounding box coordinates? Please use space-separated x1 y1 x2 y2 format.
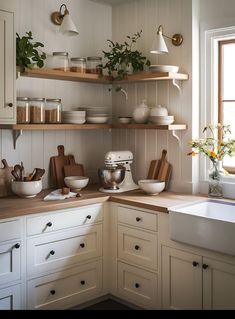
162 246 202 310
0 285 21 310
0 10 15 124
203 257 235 310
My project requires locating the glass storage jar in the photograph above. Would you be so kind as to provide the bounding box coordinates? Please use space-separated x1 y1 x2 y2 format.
16 97 30 124
29 98 45 124
70 58 86 73
52 52 69 71
86 56 103 75
45 99 62 124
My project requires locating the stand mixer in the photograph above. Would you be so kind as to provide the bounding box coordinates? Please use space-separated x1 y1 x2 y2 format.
98 151 139 193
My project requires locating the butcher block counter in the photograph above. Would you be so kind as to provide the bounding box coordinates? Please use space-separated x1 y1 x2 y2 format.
0 185 210 220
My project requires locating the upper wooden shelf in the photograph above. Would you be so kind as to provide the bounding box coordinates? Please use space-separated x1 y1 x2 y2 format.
112 124 187 130
19 68 189 84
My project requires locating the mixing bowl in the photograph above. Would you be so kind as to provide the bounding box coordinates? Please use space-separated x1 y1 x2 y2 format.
64 176 89 191
138 179 165 195
11 180 42 198
98 166 125 190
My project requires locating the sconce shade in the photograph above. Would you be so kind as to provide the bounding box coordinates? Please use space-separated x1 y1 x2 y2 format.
150 33 168 54
60 13 79 36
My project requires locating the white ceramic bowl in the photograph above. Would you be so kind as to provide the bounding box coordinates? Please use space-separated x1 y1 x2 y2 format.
86 117 109 124
138 179 165 195
149 65 179 73
64 176 89 191
149 115 174 125
119 117 132 124
11 180 42 198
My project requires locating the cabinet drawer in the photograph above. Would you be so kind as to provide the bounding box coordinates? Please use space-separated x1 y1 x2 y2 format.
118 262 158 309
0 285 21 310
26 204 103 236
118 225 158 270
27 260 102 310
0 219 21 242
118 206 157 231
0 241 21 286
27 225 102 276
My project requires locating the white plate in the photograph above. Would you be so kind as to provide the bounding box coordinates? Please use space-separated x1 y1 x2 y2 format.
86 117 109 124
62 119 86 124
149 65 179 73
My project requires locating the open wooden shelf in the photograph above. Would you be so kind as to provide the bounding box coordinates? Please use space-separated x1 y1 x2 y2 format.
112 124 187 130
19 68 189 84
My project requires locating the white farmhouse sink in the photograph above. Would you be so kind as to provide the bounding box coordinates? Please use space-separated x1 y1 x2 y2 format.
169 200 235 256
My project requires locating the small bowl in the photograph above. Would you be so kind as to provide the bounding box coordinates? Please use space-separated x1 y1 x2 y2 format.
118 117 132 124
149 65 179 73
138 179 165 195
11 180 42 198
64 176 89 191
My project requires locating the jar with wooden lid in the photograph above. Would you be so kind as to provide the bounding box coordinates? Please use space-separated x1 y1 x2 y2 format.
70 58 86 73
29 98 45 124
52 52 69 72
45 99 62 124
86 56 103 75
17 97 30 124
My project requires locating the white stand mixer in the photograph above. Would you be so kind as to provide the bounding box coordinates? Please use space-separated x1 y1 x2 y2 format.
99 150 139 193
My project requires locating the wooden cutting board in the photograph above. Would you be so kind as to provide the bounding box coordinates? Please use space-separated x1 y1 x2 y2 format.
63 164 85 178
50 146 75 188
0 159 14 197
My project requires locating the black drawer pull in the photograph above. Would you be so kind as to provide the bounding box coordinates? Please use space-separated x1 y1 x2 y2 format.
14 243 20 249
203 264 209 270
47 222 52 227
86 215 92 220
80 243 85 249
80 280 86 286
135 245 140 251
50 250 55 256
136 217 142 222
8 103 13 108
192 261 199 267
135 283 140 289
50 290 56 295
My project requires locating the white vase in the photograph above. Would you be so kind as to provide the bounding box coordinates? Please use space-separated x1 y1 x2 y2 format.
133 100 150 124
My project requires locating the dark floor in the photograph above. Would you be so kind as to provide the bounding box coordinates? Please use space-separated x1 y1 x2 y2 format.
83 299 132 310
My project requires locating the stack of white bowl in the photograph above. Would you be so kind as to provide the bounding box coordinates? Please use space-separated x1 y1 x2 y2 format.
62 111 86 124
149 105 174 125
79 106 110 124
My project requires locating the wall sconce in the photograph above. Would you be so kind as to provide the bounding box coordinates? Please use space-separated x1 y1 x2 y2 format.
150 25 183 54
51 4 79 36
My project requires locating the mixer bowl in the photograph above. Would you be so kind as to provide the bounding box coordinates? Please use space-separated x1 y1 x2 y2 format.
98 166 126 190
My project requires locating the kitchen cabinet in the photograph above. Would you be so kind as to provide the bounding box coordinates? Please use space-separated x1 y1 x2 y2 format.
0 9 15 124
0 285 21 310
162 246 235 310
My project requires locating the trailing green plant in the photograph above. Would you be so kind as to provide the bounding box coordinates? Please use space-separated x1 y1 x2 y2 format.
102 30 151 80
16 31 46 72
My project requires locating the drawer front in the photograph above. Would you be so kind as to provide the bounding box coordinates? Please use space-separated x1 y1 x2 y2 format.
118 262 158 309
118 206 157 231
27 225 102 276
0 241 21 286
0 219 21 242
118 225 158 270
27 204 103 236
27 260 102 310
0 285 21 310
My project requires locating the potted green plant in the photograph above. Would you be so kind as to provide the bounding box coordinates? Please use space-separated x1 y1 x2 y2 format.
102 30 151 81
16 31 46 73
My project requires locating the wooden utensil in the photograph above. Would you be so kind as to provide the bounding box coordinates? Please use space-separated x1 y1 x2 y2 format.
0 159 14 197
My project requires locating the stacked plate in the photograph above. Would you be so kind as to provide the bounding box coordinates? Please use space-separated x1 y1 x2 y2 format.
79 106 110 124
149 115 174 125
62 111 86 124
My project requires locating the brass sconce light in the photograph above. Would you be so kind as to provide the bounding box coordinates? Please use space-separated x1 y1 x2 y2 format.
51 4 79 36
150 25 183 54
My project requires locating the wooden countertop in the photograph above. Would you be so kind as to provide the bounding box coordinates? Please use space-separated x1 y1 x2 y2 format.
0 185 232 220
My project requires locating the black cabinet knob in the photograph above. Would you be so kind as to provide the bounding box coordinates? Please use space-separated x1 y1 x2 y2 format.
50 250 55 255
80 243 85 249
135 283 140 289
136 217 142 222
47 222 52 227
135 245 140 251
203 264 209 270
80 280 86 286
14 243 20 249
192 261 199 267
8 103 13 108
86 215 92 220
50 290 56 295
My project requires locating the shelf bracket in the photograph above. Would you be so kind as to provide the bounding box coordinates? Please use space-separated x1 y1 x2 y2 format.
172 79 182 95
13 130 22 149
171 130 181 146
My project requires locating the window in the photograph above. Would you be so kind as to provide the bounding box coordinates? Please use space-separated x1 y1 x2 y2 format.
218 39 235 173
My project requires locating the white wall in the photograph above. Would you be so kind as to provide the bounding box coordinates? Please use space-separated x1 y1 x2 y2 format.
112 0 195 193
0 0 112 188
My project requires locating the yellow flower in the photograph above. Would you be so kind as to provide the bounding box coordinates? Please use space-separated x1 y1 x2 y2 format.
209 151 217 158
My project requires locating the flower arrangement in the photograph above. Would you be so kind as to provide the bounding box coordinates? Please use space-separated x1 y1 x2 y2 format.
188 123 235 165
